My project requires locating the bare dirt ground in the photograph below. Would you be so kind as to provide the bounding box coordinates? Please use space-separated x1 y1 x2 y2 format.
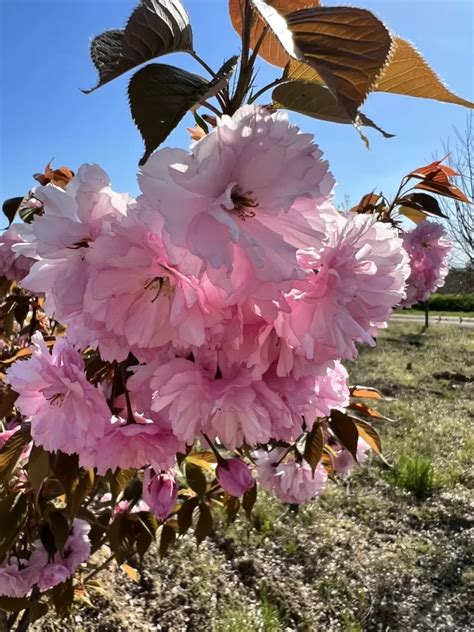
32 323 474 631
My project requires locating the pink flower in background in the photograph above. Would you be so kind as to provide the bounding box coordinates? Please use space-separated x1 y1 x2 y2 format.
254 449 328 504
5 333 111 455
400 220 452 307
216 458 254 496
28 520 91 591
332 438 372 475
282 213 410 363
0 224 36 282
0 560 33 598
142 468 178 520
139 106 333 291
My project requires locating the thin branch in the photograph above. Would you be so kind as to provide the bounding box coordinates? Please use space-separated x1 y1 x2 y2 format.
189 51 217 78
248 77 284 104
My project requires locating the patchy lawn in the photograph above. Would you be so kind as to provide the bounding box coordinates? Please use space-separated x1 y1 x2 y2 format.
35 324 473 632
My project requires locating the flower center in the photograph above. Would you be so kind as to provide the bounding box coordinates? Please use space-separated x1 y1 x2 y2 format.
47 392 65 406
228 186 258 220
144 276 173 302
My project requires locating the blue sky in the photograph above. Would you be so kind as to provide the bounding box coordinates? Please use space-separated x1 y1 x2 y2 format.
1 0 473 212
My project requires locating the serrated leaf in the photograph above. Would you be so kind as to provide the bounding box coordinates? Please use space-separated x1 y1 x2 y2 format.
85 0 193 92
348 402 386 420
273 80 394 140
242 483 257 519
354 419 383 457
194 502 212 546
329 410 359 461
246 2 391 119
2 197 23 225
303 422 324 473
396 193 447 221
185 462 207 498
397 205 428 224
159 523 176 557
186 451 217 473
375 36 474 109
177 497 199 535
130 61 237 164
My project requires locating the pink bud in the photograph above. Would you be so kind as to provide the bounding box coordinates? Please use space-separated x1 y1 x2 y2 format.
142 468 178 521
216 458 254 497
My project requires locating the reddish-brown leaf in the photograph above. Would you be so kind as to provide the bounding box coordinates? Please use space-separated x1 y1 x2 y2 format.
350 386 384 400
329 410 359 460
396 192 447 219
348 402 385 420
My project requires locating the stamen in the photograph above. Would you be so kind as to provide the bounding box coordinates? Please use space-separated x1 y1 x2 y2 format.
223 186 258 220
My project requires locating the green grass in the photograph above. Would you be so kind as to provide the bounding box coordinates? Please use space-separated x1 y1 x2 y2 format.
396 309 474 318
389 455 436 499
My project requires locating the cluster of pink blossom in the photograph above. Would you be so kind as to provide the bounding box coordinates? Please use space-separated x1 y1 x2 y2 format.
400 220 452 307
0 520 90 597
4 106 413 515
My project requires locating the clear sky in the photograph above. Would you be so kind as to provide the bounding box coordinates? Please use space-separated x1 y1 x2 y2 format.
1 0 473 212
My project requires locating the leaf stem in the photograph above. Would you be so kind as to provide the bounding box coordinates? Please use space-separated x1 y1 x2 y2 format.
189 51 217 78
248 77 284 104
83 553 116 584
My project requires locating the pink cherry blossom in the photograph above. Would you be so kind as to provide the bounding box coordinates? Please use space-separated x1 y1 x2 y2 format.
20 164 130 322
138 106 333 292
254 449 327 504
0 224 36 282
142 468 178 520
82 211 215 356
0 560 33 597
400 220 452 307
78 412 180 475
216 458 254 496
27 519 91 591
5 333 111 455
280 213 410 363
332 438 371 475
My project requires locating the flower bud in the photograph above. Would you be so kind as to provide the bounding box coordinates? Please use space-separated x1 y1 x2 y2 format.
142 468 178 521
216 458 253 497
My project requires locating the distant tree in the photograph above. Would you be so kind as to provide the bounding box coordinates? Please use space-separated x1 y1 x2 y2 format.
440 114 474 267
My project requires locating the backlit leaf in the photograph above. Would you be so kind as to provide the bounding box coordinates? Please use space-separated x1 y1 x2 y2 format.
121 563 140 582
396 193 447 221
84 0 193 92
185 462 207 497
375 37 474 109
273 80 393 140
354 419 382 456
348 402 385 420
329 410 359 461
303 422 324 473
195 502 213 546
350 386 384 400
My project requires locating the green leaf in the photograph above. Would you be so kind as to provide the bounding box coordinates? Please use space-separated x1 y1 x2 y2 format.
329 410 359 461
273 80 393 140
185 462 207 498
303 422 324 473
27 445 51 500
194 502 213 546
177 497 199 535
84 0 193 93
2 197 23 225
397 192 448 220
159 524 176 557
242 483 257 519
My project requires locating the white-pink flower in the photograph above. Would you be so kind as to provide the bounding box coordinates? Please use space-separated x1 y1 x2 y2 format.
332 437 371 475
281 213 410 363
0 560 33 598
5 333 111 455
254 449 328 504
82 211 215 356
138 106 333 293
0 224 36 282
400 220 452 307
